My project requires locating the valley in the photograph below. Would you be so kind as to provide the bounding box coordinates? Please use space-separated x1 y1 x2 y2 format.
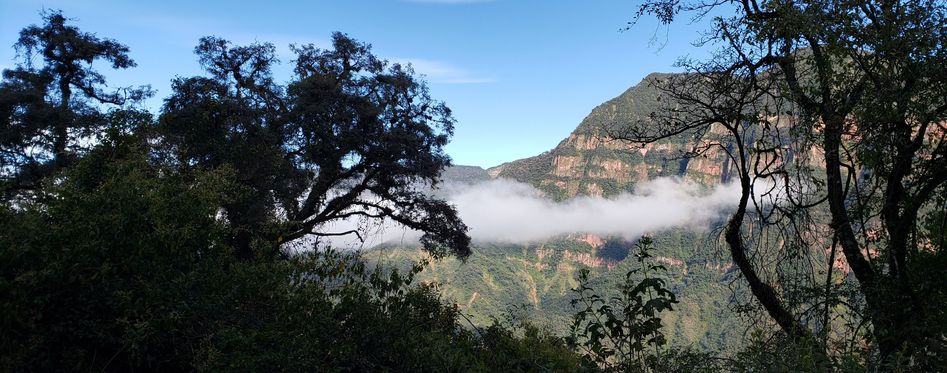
368 73 755 351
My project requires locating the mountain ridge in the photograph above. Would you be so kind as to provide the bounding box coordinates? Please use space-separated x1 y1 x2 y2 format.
379 72 749 350
483 72 733 200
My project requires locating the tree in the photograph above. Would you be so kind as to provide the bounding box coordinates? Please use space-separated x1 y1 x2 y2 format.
0 14 586 371
0 10 150 196
0 133 237 371
627 0 947 368
0 131 584 371
157 33 470 260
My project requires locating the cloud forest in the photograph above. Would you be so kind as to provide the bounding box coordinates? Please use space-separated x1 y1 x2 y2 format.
2 1 947 371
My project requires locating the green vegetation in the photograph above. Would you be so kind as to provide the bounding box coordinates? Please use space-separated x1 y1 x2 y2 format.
0 135 587 371
569 236 681 371
371 231 747 352
627 0 947 370
0 12 585 371
3 2 947 371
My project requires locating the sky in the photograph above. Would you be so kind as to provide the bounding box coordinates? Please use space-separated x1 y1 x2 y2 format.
0 0 716 168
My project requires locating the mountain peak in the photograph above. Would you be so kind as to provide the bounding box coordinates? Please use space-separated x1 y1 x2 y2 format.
488 72 731 200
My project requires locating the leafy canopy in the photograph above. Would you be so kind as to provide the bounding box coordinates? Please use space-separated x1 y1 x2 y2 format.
157 32 469 260
0 10 150 195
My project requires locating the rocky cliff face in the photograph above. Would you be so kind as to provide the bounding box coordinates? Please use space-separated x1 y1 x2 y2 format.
488 73 734 199
381 73 758 350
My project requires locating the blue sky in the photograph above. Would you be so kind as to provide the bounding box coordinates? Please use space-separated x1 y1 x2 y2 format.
0 0 715 168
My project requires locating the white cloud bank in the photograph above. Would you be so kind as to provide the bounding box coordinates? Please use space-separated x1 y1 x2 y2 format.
449 178 738 242
319 177 741 249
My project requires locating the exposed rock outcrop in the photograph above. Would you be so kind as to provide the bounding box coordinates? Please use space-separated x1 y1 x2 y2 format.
488 73 735 200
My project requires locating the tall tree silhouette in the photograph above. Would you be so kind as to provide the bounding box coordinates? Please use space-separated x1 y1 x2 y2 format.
629 0 947 368
158 33 469 260
0 10 150 196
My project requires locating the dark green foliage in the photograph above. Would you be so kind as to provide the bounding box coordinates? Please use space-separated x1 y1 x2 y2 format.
0 135 235 370
631 0 947 369
156 32 469 260
0 134 587 371
0 13 582 372
732 332 854 373
7 5 947 372
568 236 680 372
0 10 150 195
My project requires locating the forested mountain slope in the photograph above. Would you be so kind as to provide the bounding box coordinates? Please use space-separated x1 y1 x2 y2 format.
370 73 753 350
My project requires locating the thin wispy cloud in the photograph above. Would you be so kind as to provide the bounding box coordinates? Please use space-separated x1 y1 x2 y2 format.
130 13 490 85
396 58 496 84
131 15 327 59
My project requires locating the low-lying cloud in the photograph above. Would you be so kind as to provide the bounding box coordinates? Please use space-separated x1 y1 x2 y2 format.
319 177 741 249
448 178 738 242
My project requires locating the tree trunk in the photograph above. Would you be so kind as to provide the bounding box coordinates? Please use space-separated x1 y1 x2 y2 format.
54 79 72 166
726 172 811 341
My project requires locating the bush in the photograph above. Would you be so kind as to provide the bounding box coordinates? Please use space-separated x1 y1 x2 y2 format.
0 136 588 372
